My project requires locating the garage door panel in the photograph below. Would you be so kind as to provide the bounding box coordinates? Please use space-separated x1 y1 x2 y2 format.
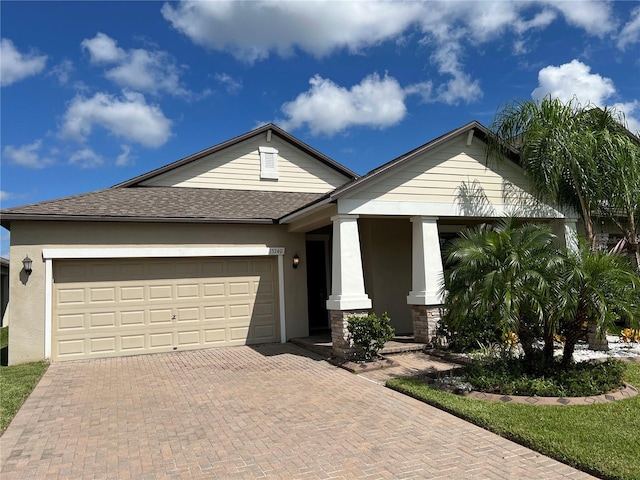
149 285 173 300
176 307 199 321
204 328 226 344
90 287 116 303
229 281 251 295
90 337 116 353
149 332 173 348
58 338 86 356
203 283 225 297
149 309 173 323
121 310 145 325
177 284 199 298
121 335 145 351
253 324 276 341
177 330 200 346
58 313 85 330
53 257 279 361
228 304 251 318
90 312 116 328
203 305 225 319
120 286 144 301
58 288 85 304
253 302 274 316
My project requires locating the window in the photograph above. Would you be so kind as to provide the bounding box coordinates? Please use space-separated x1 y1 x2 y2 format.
259 146 279 179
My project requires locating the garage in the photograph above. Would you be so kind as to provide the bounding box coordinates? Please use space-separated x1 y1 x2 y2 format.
52 256 279 362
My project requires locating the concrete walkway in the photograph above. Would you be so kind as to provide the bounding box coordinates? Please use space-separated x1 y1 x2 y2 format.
0 344 595 479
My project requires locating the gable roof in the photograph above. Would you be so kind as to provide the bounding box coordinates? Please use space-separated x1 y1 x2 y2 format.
1 187 325 228
1 123 355 229
114 123 358 188
328 120 518 201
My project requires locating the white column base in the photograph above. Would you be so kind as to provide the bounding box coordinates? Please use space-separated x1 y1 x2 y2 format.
326 294 372 311
407 290 443 306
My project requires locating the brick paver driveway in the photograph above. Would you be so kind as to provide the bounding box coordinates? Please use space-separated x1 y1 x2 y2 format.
1 344 594 479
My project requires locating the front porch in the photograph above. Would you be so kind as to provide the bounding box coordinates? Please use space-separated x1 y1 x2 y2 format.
290 333 429 359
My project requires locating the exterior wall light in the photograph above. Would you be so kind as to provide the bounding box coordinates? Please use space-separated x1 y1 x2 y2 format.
292 253 300 269
23 255 33 276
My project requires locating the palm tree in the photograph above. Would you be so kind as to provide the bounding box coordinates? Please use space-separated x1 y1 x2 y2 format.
488 97 640 268
488 97 600 247
556 246 640 368
584 107 640 269
442 218 564 367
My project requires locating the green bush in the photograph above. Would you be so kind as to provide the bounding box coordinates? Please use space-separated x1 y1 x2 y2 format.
436 311 503 352
347 312 395 361
459 357 626 397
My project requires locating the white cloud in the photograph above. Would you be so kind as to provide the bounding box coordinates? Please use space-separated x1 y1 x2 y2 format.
531 59 615 105
2 140 53 169
61 91 172 148
69 148 104 168
81 32 124 63
279 73 417 136
540 0 615 37
618 6 640 49
81 32 189 97
531 60 640 133
0 191 11 202
161 1 422 63
214 73 242 94
612 101 640 134
115 144 135 166
160 1 620 109
0 38 47 87
49 59 74 85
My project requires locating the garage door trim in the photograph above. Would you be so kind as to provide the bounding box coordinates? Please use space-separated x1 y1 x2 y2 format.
42 246 287 360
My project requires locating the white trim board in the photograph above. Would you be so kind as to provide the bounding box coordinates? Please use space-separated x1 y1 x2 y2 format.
42 246 285 259
338 199 566 219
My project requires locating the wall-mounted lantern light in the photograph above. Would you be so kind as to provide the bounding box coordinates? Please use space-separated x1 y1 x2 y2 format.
292 253 300 269
23 255 33 276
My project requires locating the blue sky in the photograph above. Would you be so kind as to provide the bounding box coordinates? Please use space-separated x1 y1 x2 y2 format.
1 1 640 258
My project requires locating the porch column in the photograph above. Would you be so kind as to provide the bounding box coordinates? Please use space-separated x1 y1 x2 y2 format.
406 216 444 344
326 214 372 358
564 218 579 254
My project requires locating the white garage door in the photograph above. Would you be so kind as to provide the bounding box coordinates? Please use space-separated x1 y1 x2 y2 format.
52 257 278 361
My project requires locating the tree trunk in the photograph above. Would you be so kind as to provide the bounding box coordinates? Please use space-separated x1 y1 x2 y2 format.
543 328 555 369
562 310 587 368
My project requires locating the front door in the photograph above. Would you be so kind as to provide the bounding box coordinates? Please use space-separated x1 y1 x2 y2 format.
306 239 329 332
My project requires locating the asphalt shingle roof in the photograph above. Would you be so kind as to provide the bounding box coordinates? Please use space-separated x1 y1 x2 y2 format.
1 187 327 224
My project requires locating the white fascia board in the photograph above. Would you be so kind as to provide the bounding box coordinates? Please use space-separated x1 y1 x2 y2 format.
338 199 566 219
42 246 285 260
279 197 331 224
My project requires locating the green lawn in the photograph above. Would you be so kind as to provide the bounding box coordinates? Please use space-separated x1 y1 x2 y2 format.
0 328 48 435
387 363 640 480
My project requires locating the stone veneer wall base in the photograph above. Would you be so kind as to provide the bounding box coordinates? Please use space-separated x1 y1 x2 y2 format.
411 305 442 344
329 309 370 359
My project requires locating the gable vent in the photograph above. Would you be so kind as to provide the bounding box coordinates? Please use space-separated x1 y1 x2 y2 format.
259 146 279 180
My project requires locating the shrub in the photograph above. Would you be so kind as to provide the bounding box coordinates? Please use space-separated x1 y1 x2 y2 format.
459 357 626 397
347 312 395 361
436 310 503 352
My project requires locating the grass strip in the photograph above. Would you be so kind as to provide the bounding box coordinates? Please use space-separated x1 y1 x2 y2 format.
0 360 48 435
387 363 640 480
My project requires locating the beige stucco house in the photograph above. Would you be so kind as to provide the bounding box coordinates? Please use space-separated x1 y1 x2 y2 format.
1 121 576 365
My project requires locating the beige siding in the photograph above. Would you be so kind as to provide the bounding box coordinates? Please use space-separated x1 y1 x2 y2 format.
142 134 350 193
352 134 542 209
360 218 413 334
8 221 309 364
